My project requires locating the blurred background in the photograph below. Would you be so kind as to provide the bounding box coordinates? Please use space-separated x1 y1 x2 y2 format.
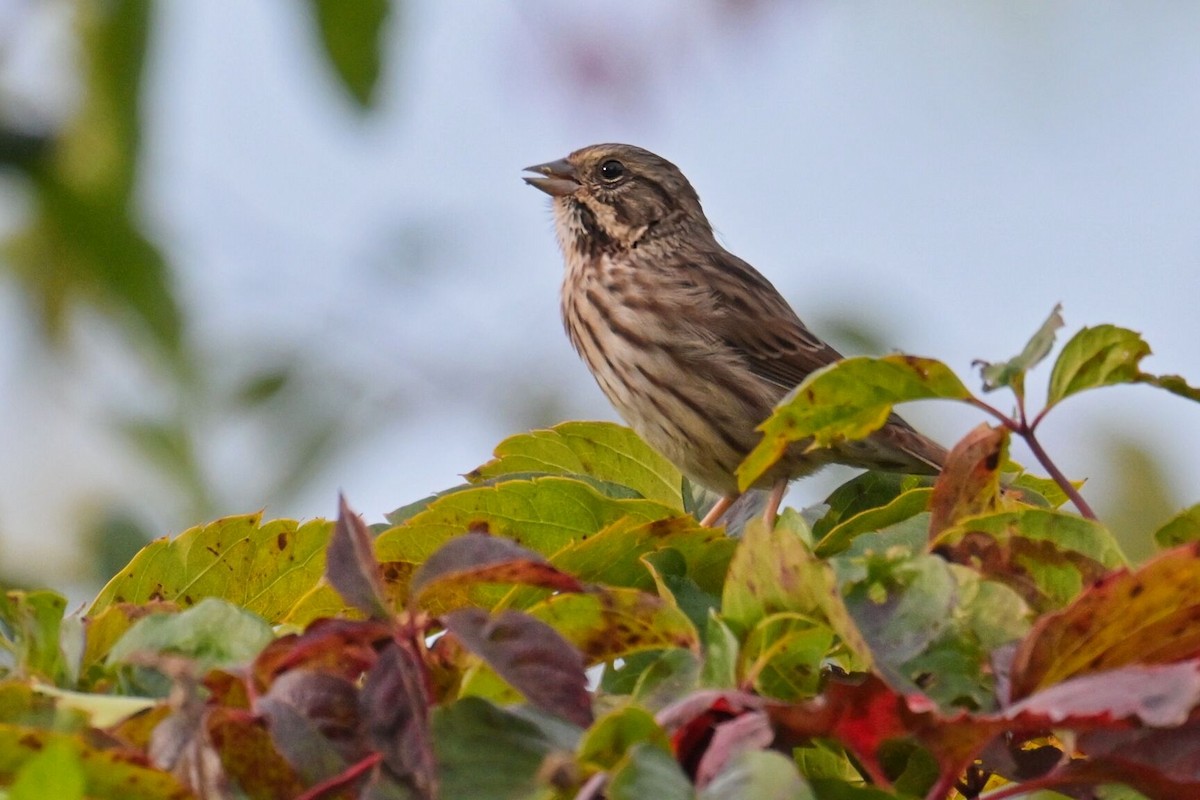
1 1 1198 595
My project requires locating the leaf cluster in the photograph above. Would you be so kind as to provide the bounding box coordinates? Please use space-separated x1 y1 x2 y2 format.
2 313 1200 799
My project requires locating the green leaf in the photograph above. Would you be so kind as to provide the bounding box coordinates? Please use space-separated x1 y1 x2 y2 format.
307 0 390 108
433 697 578 800
525 587 699 665
741 613 834 701
699 750 815 800
469 421 685 508
0 590 67 683
934 508 1125 610
723 518 870 671
548 515 735 598
88 513 331 623
976 304 1063 396
812 472 929 544
578 706 670 770
1154 504 1200 548
816 488 932 557
10 739 84 800
608 743 693 800
0 724 190 800
106 598 273 695
739 355 971 491
375 477 676 566
1046 324 1147 405
700 612 740 689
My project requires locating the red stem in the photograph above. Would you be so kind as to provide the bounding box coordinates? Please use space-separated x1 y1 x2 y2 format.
294 753 383 800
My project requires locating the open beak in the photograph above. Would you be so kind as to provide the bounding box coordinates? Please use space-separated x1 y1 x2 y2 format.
523 158 581 197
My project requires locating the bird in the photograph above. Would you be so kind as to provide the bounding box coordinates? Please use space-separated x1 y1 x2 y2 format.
524 143 946 527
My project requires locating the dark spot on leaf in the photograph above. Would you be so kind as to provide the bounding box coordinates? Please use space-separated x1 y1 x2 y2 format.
984 450 1000 470
1129 582 1144 598
467 520 490 534
276 532 288 550
19 733 42 749
206 546 220 556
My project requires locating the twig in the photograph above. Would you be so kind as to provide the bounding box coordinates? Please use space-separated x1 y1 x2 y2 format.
294 753 383 800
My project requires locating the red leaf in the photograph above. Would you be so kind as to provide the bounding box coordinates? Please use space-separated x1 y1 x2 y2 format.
928 423 1006 536
443 607 592 728
1011 542 1200 698
410 532 584 603
252 618 391 690
327 495 391 618
360 640 436 799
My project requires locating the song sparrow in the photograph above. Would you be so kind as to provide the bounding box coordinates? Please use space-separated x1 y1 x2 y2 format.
524 144 946 526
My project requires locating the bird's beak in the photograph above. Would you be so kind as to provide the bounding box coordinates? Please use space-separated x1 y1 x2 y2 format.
523 158 581 197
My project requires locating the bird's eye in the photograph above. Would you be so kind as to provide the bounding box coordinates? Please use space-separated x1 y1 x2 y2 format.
599 159 626 182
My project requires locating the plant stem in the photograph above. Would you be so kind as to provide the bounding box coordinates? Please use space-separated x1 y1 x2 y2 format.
1022 428 1096 520
294 753 383 800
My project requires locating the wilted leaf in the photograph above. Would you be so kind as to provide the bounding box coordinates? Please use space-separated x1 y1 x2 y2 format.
89 513 331 623
1153 504 1200 549
432 697 578 799
739 355 971 491
307 0 389 108
469 421 684 507
327 495 390 618
976 304 1064 396
1010 543 1200 699
444 608 592 728
928 424 1007 536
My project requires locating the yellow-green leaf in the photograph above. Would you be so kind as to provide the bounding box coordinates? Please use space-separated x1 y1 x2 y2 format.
88 514 331 624
738 355 970 491
468 421 684 508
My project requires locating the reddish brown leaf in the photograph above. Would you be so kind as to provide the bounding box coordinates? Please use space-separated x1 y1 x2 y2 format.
1005 661 1200 729
693 710 774 790
208 707 308 800
360 640 436 799
443 607 592 728
327 495 391 619
928 423 1006 536
410 532 584 606
252 618 390 690
1010 542 1200 698
257 669 367 784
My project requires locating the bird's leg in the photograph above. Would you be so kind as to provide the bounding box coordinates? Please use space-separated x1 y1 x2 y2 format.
762 478 788 528
699 494 738 527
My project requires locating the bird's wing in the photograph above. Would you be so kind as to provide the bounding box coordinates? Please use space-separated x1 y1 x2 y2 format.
692 249 845 391
690 249 947 474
